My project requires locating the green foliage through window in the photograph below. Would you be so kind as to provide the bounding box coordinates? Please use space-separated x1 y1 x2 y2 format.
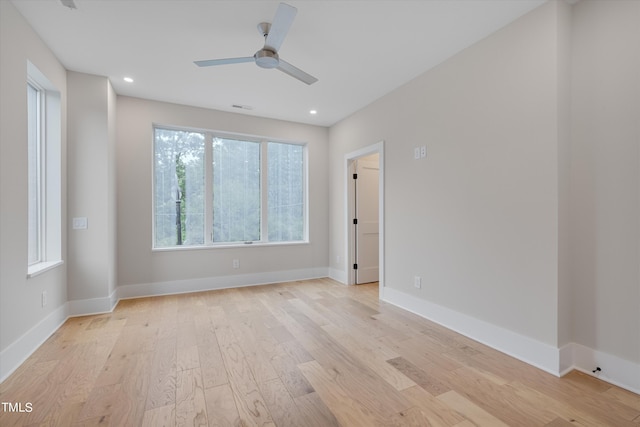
154 128 205 248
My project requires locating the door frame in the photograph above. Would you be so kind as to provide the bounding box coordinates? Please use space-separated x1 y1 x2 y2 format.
344 141 384 299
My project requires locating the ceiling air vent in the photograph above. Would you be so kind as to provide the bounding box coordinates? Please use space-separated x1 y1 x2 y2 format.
232 104 253 110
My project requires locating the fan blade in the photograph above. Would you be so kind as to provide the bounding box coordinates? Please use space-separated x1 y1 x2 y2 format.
265 3 297 52
276 59 318 85
194 57 254 67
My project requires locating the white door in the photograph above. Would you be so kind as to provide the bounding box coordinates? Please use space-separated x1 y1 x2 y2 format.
354 155 379 284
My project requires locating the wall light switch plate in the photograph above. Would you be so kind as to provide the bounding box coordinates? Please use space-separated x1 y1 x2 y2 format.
72 217 88 230
414 147 421 160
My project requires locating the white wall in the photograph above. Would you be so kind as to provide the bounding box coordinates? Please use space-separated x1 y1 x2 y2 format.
108 79 118 298
331 1 560 346
569 0 640 368
67 72 117 310
556 0 573 350
116 97 330 296
330 0 640 391
0 1 68 379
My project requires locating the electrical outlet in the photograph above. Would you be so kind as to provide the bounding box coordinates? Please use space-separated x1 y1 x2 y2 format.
336 255 341 264
42 291 47 307
420 145 427 158
414 276 422 289
233 259 240 269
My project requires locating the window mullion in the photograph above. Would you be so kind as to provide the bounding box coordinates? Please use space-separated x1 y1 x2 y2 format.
205 133 214 244
261 141 268 242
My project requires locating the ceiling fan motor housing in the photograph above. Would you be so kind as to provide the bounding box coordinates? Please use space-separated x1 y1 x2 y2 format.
255 49 279 69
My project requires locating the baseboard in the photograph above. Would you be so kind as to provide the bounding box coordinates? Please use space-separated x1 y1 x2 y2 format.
382 287 640 395
0 302 69 383
67 288 119 317
381 286 561 376
117 267 329 300
328 267 347 285
560 342 640 394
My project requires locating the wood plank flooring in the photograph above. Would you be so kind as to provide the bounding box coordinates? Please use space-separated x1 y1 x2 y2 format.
1 278 638 426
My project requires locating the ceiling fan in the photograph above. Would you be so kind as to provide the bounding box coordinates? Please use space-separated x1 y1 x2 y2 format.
194 2 318 85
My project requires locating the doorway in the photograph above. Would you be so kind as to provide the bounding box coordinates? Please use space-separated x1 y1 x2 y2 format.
352 154 379 284
345 142 384 297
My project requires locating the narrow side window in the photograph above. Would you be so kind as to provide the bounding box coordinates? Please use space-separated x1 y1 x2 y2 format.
27 82 42 266
27 62 62 278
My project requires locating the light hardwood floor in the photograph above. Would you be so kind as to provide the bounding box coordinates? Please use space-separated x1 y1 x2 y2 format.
1 278 638 426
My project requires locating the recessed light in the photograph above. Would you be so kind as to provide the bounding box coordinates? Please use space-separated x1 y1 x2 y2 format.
123 77 134 83
309 110 317 115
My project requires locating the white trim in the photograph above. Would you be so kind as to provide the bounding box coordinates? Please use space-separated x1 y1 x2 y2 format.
382 286 640 395
0 303 68 383
381 286 560 376
560 343 640 394
67 288 119 317
0 287 120 383
559 342 574 375
328 267 348 285
117 267 328 300
151 240 310 252
27 259 64 278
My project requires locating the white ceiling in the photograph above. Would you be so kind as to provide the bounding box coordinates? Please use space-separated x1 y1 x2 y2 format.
12 0 547 127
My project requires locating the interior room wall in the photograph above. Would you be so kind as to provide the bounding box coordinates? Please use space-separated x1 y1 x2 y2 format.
67 71 117 311
330 0 561 351
556 0 573 351
0 0 68 380
108 80 118 299
329 0 639 391
569 0 640 374
116 96 330 296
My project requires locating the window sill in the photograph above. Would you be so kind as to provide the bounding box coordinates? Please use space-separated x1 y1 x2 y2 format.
27 260 64 279
152 240 310 252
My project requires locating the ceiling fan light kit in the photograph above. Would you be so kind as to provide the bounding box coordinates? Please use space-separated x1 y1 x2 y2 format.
194 2 318 85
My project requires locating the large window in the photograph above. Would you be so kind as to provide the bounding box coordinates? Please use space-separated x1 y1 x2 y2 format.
27 62 62 277
153 127 307 248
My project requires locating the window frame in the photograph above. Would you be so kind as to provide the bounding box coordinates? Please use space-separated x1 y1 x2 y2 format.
27 80 44 266
152 125 309 250
212 135 262 244
27 62 63 278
